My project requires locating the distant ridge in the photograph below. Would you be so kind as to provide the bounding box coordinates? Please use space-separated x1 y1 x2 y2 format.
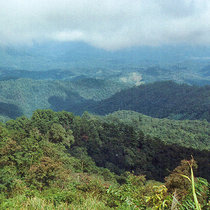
88 81 210 121
0 79 209 122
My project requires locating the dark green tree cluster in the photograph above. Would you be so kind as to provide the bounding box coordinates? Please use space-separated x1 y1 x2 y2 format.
103 110 210 150
89 81 210 121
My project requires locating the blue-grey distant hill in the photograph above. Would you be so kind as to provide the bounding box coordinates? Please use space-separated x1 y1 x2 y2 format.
0 42 210 85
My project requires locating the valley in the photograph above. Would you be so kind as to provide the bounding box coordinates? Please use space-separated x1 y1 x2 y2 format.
1 1 210 208
0 43 209 210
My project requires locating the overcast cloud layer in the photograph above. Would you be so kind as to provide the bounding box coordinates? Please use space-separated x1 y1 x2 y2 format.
0 0 210 50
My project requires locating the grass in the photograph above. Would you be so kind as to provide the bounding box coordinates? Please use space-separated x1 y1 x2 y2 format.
0 194 110 210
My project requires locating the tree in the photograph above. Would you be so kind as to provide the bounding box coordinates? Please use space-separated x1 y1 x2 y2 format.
47 123 74 147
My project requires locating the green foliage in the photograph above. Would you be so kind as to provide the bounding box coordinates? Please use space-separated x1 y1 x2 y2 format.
0 79 209 123
106 172 146 208
90 81 210 121
0 166 18 194
41 187 79 205
0 195 71 210
165 158 209 209
69 112 209 181
104 110 210 150
0 78 130 119
0 109 209 209
47 123 74 147
26 156 68 190
180 159 208 210
145 185 171 209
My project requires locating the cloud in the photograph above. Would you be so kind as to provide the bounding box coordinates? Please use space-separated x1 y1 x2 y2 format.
0 0 210 50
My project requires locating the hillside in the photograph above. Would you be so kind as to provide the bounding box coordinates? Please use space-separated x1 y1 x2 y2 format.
88 81 210 121
0 79 209 122
1 2 210 209
0 68 75 81
0 109 209 209
0 78 130 120
102 110 210 150
1 43 210 86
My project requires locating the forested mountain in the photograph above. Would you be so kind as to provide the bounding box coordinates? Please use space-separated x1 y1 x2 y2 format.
1 2 210 208
1 43 210 86
0 109 209 209
89 81 210 121
0 67 209 209
0 79 209 122
0 68 75 81
100 110 210 150
0 78 130 121
1 43 210 71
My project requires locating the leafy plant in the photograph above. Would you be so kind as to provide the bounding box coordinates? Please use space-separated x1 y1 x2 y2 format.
145 185 171 209
180 158 201 210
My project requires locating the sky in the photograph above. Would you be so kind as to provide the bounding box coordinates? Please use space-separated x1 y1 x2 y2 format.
0 0 210 50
